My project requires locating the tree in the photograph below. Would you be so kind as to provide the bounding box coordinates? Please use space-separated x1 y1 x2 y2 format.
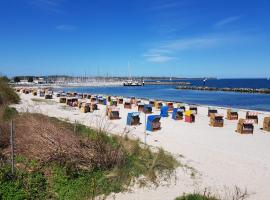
28 77 34 82
14 77 21 83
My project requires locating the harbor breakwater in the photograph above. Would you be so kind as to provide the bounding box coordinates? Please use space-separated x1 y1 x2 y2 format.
176 86 270 94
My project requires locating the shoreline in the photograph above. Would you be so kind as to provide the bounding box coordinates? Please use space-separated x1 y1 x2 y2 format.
14 85 270 113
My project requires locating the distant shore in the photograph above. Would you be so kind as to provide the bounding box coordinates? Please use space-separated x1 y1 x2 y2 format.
11 81 123 88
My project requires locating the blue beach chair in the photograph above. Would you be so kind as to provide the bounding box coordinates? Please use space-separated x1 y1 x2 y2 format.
146 115 161 131
127 112 140 126
160 106 169 117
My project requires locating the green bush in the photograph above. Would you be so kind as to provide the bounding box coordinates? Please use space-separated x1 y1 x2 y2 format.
0 77 20 106
0 164 48 200
176 193 219 200
2 107 18 121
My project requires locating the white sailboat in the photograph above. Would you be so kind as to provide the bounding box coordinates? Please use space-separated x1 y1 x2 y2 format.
123 61 144 86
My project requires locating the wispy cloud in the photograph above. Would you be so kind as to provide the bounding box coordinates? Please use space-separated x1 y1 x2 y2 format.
215 16 242 27
143 53 175 63
143 34 234 63
29 0 66 13
56 24 76 31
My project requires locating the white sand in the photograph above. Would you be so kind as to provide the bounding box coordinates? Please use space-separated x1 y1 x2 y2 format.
14 93 270 200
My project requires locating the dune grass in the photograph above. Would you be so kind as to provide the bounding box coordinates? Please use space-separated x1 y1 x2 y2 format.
175 194 219 200
0 113 179 200
0 77 19 106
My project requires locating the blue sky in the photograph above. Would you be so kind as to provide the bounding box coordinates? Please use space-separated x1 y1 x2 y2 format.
0 0 270 78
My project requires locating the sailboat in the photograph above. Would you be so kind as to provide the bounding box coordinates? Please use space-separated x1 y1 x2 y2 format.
123 62 144 86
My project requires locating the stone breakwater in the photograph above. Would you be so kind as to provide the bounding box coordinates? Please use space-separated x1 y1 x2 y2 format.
176 86 270 94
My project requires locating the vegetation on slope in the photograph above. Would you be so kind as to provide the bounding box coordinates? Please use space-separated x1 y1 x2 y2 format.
0 113 179 199
0 77 19 106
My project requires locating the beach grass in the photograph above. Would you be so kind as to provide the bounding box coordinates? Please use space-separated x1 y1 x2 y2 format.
0 112 179 199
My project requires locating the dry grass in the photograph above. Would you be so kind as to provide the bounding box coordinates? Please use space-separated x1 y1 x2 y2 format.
1 113 124 171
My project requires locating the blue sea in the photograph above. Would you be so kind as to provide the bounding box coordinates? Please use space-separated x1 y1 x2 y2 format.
62 79 270 112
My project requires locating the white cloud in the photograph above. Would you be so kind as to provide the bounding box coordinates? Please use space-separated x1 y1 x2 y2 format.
215 16 242 27
56 24 76 31
143 36 225 63
144 54 175 63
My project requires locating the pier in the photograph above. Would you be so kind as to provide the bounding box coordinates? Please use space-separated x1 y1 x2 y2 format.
176 86 270 94
145 81 191 85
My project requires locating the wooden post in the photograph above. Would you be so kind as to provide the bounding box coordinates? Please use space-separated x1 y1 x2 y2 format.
144 113 147 145
10 120 15 174
74 120 76 133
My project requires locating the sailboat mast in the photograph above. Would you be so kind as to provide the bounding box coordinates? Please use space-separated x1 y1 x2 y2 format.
128 61 131 80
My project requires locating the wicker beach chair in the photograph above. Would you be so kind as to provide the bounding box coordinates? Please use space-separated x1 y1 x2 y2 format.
236 119 254 134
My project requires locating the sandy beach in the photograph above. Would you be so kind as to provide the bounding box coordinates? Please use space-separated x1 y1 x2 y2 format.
13 92 270 200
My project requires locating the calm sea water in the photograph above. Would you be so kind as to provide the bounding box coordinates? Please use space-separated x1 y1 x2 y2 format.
62 79 270 112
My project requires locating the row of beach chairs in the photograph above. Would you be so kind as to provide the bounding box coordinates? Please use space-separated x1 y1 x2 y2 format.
17 88 270 134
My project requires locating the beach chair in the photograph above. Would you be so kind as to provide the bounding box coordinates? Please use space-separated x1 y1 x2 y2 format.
189 105 197 114
32 90 37 96
91 97 97 103
167 102 174 112
107 106 121 120
154 101 163 110
149 99 155 107
226 109 238 120
124 101 132 109
263 117 270 132
210 113 224 127
246 111 258 124
146 115 161 131
117 97 124 104
138 103 145 112
110 99 118 106
80 103 90 113
177 103 186 112
107 96 111 102
45 94 52 99
184 110 195 123
143 104 152 114
126 112 140 126
39 91 45 97
135 100 142 105
98 97 107 105
172 108 184 120
90 103 98 112
130 97 136 104
160 106 169 117
66 98 78 107
59 97 66 103
208 107 217 117
236 119 254 134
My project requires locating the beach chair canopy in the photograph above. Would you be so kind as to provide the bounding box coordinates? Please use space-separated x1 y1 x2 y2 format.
128 112 140 117
160 106 169 117
147 115 161 122
144 104 152 109
127 112 140 125
247 112 258 116
185 110 194 116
